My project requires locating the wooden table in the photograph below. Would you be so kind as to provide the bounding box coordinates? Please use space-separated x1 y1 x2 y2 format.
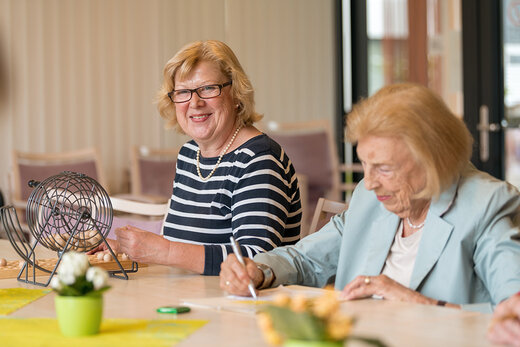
0 240 497 346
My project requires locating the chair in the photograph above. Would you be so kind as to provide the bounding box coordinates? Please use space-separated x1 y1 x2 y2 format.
263 119 362 232
308 197 349 236
109 197 169 238
109 145 177 238
128 145 178 204
10 147 107 211
8 148 107 241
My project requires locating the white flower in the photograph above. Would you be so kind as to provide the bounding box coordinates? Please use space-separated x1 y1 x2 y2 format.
53 251 110 296
57 251 90 285
58 268 77 285
86 266 108 290
67 251 90 276
50 277 63 291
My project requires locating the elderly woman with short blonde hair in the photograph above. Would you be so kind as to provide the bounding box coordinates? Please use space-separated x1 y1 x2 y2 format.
92 40 302 275
157 40 261 132
220 83 520 310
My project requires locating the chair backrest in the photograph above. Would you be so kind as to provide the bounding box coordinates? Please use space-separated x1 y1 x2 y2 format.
130 146 178 203
263 119 361 230
11 147 107 205
308 197 348 237
109 197 169 238
8 148 106 242
265 119 338 211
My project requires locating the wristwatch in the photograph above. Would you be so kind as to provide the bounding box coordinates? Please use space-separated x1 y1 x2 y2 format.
256 263 275 289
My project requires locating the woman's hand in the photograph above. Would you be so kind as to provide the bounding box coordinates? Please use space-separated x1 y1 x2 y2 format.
219 254 263 296
114 225 170 264
86 238 119 255
340 274 437 305
488 294 520 346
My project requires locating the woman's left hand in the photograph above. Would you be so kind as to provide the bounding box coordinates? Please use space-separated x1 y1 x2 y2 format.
115 225 170 264
340 274 436 304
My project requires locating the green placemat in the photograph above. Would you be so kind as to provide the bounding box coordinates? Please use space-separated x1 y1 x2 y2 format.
0 317 208 346
0 288 51 315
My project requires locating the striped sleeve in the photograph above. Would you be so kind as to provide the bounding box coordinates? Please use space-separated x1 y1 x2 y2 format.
203 150 302 274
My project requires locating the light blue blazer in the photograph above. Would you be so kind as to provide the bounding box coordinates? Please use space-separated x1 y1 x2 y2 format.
254 165 520 307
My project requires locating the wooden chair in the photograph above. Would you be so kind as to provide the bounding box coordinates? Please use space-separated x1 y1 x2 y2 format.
107 145 178 237
308 197 349 237
109 197 169 237
10 147 107 210
8 147 107 240
263 119 362 233
128 145 179 204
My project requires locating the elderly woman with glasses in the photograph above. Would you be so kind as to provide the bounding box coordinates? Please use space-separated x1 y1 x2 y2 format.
220 83 520 310
91 40 301 275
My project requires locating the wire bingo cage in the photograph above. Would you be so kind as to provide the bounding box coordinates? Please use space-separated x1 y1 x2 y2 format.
0 171 138 286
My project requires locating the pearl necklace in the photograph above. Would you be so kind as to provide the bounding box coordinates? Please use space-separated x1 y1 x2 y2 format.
196 125 242 181
406 217 425 230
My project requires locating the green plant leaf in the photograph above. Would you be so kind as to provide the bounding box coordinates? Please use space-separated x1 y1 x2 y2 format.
56 285 81 296
262 306 328 341
72 275 95 295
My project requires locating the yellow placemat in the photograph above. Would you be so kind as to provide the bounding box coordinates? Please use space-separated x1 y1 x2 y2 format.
0 288 51 315
0 318 208 347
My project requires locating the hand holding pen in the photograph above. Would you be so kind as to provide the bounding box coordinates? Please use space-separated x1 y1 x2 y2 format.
229 235 258 299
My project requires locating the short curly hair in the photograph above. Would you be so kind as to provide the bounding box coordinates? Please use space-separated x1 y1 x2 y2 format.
156 40 262 133
346 83 473 199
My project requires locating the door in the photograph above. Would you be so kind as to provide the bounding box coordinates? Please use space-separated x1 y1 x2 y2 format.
462 0 504 179
463 0 520 183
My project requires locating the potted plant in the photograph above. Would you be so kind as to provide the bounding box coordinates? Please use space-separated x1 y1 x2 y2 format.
51 251 110 337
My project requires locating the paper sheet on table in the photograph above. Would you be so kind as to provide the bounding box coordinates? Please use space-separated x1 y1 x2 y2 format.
181 285 333 314
0 317 208 347
0 288 51 315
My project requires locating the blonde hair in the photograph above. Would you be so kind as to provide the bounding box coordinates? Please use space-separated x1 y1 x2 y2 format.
156 40 262 133
346 83 473 199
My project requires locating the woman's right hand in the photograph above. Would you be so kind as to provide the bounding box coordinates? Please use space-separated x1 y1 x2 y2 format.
488 294 520 346
86 238 119 255
219 254 263 296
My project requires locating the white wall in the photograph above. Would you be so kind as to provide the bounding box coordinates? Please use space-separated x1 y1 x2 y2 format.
0 0 336 196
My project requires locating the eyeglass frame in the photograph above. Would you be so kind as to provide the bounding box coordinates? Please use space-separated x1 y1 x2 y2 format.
168 80 233 103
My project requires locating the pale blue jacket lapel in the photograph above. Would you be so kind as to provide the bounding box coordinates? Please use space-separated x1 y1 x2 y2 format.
363 205 400 276
409 180 458 290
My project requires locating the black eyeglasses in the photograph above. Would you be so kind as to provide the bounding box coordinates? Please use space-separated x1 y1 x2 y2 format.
168 81 232 103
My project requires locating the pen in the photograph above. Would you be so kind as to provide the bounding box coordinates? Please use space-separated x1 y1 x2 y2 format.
229 235 258 299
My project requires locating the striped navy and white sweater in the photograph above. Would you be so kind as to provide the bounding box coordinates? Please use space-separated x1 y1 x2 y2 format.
163 134 302 275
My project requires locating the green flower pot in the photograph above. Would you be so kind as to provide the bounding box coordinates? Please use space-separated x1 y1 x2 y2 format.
284 339 343 347
55 295 103 336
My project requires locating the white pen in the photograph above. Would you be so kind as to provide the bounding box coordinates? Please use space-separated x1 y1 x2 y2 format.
229 235 257 299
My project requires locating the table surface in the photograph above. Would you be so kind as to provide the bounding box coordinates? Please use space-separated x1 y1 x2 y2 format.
0 239 498 347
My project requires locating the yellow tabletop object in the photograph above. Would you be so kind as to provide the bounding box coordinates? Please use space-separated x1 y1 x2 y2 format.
0 288 51 315
0 318 208 347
